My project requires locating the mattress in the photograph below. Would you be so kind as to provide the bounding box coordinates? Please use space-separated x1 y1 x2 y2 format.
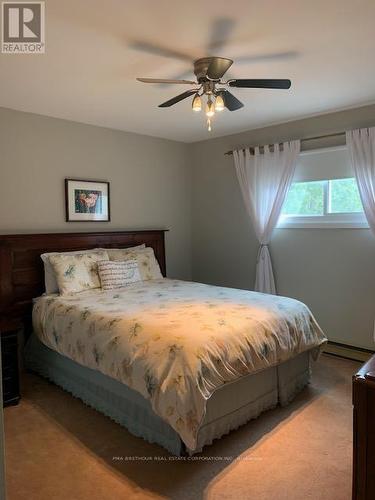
32 278 327 449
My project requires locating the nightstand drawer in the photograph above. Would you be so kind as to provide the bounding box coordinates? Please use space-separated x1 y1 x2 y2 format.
2 377 19 404
1 351 18 372
2 364 18 379
2 377 20 405
3 376 18 393
1 323 21 407
1 332 17 343
1 343 17 357
1 342 17 355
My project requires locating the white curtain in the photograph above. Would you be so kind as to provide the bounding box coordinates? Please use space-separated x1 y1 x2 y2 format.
346 127 375 235
233 140 300 294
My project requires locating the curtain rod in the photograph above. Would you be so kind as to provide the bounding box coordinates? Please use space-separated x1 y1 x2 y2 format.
224 131 346 156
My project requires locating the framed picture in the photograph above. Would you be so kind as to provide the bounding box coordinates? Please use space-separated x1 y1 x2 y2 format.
65 179 110 222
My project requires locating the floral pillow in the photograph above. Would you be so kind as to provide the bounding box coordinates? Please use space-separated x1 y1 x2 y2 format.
41 248 105 294
109 247 163 280
104 244 145 259
49 250 109 295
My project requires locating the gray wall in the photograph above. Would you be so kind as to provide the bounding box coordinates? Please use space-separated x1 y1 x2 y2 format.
191 104 375 350
0 107 192 280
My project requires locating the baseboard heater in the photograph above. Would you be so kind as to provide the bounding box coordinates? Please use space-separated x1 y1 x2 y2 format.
323 341 374 363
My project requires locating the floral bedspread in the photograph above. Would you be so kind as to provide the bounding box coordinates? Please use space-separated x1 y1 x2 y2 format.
32 279 327 449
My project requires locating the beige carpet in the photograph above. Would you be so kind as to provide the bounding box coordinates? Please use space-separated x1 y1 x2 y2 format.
4 354 358 500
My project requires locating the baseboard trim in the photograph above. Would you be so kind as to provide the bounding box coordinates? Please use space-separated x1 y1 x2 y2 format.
323 341 374 363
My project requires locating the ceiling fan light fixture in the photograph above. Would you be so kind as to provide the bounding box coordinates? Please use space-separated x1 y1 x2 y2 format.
137 56 291 130
192 94 202 112
205 97 215 118
215 94 225 112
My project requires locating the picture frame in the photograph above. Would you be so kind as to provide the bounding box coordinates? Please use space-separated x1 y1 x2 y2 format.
65 178 110 222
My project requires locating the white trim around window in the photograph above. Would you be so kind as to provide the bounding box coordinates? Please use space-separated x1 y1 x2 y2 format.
277 212 369 229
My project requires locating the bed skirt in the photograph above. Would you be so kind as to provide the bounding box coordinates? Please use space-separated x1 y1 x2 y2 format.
25 334 312 455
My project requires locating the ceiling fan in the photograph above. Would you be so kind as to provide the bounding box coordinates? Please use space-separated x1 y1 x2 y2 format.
137 56 291 131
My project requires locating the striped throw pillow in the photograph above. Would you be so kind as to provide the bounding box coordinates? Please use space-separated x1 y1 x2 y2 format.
98 259 142 290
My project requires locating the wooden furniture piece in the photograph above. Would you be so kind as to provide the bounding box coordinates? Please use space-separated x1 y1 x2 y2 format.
352 354 375 500
0 230 167 331
1 318 21 407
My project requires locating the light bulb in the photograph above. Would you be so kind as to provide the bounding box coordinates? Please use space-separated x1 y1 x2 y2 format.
215 94 225 112
192 94 202 112
205 98 215 118
207 118 212 132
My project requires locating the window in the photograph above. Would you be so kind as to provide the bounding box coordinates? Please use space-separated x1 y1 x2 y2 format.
328 178 363 213
278 146 368 228
279 177 367 227
282 180 325 216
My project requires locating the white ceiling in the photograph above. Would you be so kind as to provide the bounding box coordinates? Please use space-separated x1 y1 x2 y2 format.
1 0 375 143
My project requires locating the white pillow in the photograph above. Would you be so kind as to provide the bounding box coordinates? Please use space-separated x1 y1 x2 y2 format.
41 248 104 294
98 259 142 290
49 250 109 295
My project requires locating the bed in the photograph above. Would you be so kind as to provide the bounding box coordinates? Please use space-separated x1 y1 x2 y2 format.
0 230 327 455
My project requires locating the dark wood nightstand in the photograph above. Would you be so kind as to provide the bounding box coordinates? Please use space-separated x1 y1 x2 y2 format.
353 354 375 500
0 318 21 407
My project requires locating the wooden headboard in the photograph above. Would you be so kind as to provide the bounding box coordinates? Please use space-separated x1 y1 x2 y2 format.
0 230 167 328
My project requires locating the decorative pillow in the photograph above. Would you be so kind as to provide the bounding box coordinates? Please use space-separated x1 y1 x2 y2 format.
109 247 162 280
49 250 109 295
98 259 142 290
41 248 104 294
103 244 145 260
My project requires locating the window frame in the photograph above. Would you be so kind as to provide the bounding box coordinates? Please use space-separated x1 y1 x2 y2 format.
278 174 369 229
278 211 368 229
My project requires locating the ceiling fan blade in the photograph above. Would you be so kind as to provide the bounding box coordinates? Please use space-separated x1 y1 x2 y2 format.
162 70 196 86
137 78 196 85
207 57 233 80
220 91 244 111
207 18 236 53
129 41 193 62
158 90 197 108
228 79 291 89
234 51 298 64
